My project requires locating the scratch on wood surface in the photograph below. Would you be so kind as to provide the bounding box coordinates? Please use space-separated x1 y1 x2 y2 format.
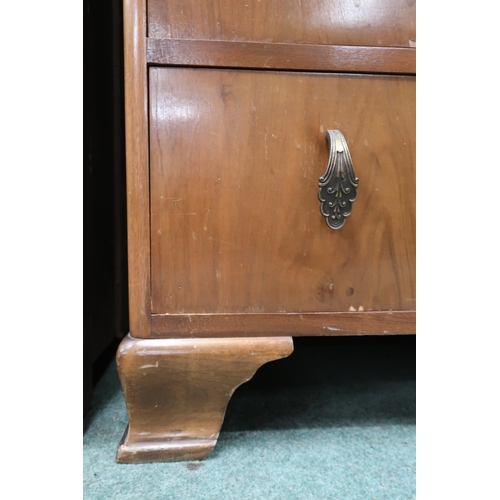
208 237 243 250
138 361 159 369
324 326 371 334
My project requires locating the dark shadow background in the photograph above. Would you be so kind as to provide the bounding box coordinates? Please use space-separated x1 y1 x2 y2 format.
222 335 415 434
83 0 129 416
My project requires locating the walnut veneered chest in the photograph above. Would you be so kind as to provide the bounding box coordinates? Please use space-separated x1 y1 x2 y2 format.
116 0 415 463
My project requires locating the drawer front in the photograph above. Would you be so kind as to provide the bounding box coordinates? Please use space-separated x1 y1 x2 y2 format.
148 0 415 47
149 68 415 315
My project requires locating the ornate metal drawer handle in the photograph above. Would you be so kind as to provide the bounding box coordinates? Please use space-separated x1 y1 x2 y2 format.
318 130 359 230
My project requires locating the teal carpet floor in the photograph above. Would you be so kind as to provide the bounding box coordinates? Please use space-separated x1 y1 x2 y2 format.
83 336 416 499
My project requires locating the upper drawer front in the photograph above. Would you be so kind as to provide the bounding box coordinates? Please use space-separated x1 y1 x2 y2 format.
149 67 415 315
148 0 416 47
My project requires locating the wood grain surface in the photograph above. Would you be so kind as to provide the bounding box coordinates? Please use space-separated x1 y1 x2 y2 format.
116 334 293 462
151 311 416 337
149 68 415 316
123 0 151 337
147 39 416 75
148 0 416 48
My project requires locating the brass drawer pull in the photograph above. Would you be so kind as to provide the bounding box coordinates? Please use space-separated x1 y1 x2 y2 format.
318 130 359 230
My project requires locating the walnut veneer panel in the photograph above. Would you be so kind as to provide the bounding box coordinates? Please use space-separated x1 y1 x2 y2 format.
149 68 415 315
148 0 416 48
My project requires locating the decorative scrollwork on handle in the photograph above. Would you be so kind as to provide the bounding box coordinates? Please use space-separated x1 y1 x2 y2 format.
318 130 359 230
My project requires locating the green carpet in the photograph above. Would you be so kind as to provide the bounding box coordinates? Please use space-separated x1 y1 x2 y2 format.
83 336 415 499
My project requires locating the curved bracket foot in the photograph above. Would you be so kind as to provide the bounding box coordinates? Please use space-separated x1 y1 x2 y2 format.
115 334 293 463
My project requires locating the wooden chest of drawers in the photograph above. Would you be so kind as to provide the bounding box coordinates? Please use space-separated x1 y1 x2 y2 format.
116 0 415 463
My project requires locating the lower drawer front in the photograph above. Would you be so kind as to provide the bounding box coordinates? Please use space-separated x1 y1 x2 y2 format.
149 68 415 315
